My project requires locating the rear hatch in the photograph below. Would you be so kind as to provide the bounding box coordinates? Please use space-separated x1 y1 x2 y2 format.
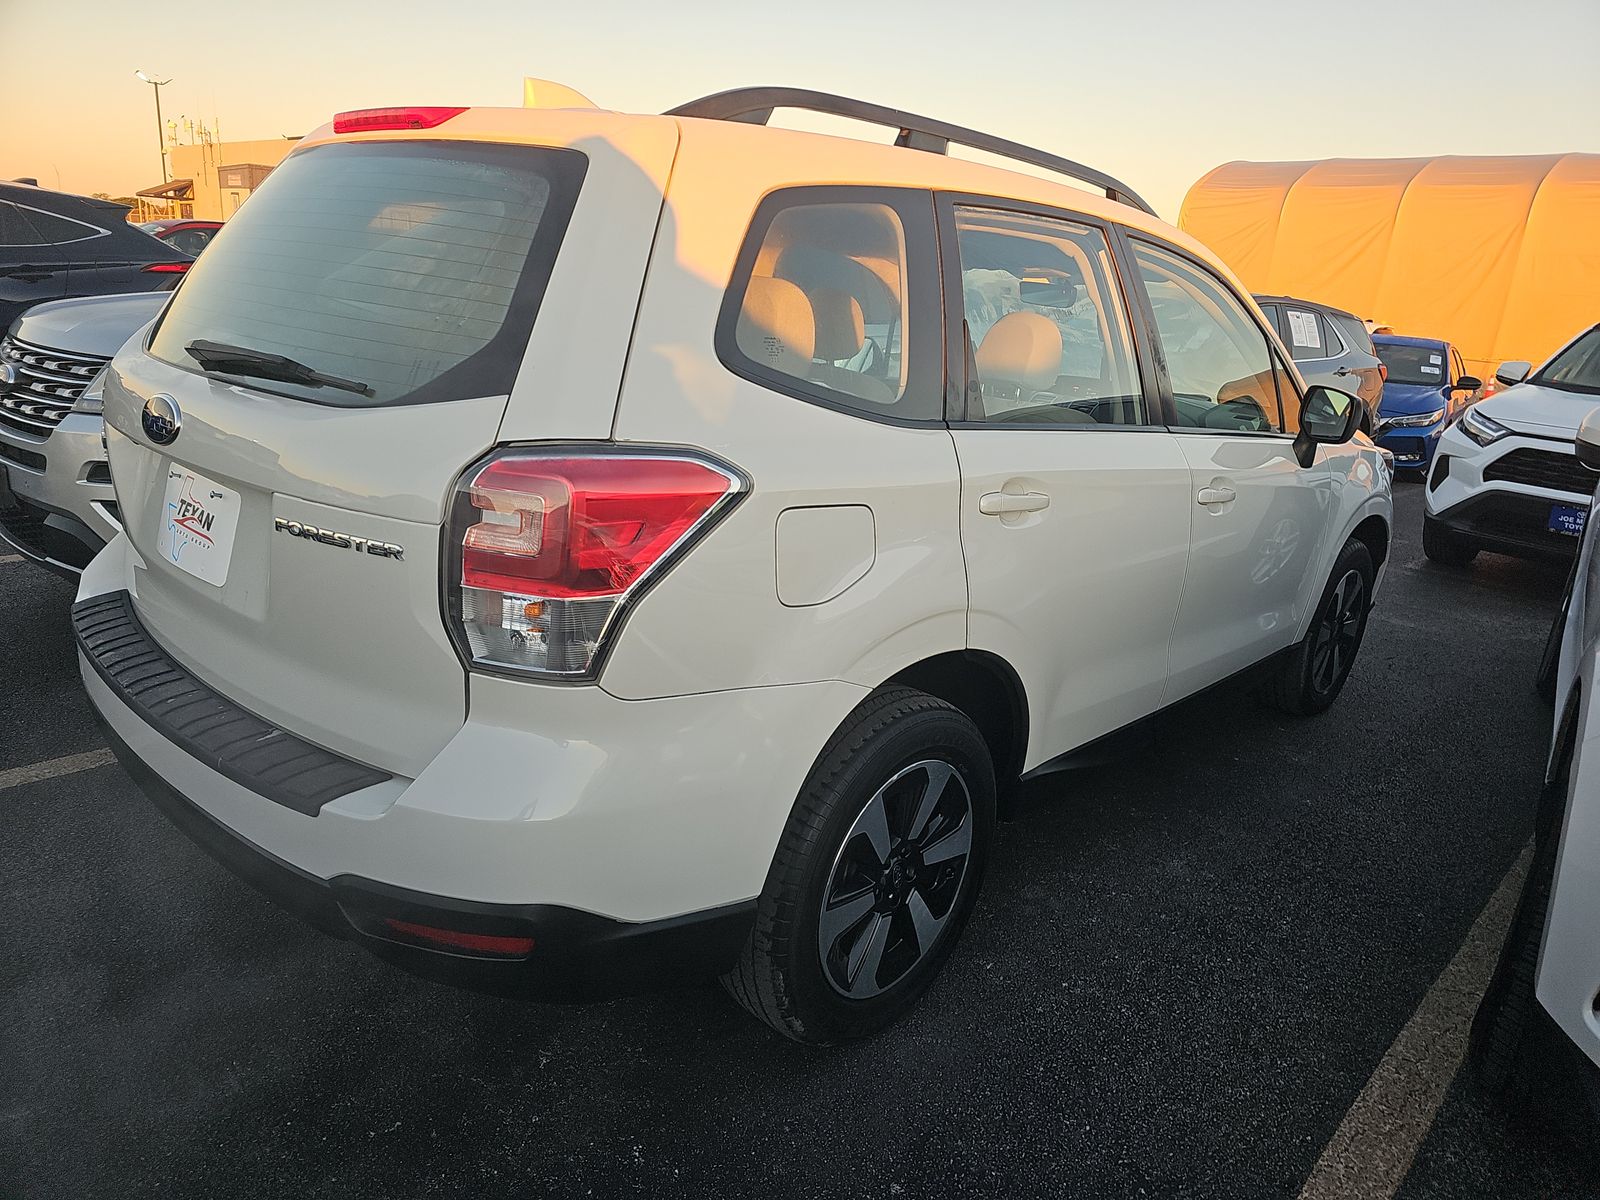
101 111 678 777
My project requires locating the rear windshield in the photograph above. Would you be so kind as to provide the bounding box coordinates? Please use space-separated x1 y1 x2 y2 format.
1534 328 1600 396
1375 342 1447 386
148 141 586 407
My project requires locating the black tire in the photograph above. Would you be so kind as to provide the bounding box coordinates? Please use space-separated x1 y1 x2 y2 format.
1535 604 1564 705
1469 729 1571 1100
1260 538 1374 717
722 687 995 1044
1423 515 1479 567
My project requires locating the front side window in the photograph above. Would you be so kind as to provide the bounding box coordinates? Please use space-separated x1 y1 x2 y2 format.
149 140 586 407
1131 241 1288 434
953 207 1145 426
720 191 939 420
1534 328 1600 396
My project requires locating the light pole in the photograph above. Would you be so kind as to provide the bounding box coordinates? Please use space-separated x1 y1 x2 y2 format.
134 70 172 184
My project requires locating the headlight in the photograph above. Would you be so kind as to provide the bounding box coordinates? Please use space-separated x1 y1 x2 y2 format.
1386 407 1447 429
1460 406 1510 447
71 368 107 415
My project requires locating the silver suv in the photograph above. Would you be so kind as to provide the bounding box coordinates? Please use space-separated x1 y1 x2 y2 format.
1254 295 1384 431
0 293 165 573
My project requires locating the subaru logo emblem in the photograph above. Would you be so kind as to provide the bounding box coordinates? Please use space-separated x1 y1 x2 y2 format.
0 362 15 392
142 393 181 446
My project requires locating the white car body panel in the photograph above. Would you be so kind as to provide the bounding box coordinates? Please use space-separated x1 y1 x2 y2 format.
1541 499 1600 1069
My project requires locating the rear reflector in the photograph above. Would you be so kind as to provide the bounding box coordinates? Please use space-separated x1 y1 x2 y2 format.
142 262 189 273
333 106 468 134
448 450 745 680
382 918 535 958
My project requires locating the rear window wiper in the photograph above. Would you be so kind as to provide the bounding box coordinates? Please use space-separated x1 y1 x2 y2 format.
185 339 374 397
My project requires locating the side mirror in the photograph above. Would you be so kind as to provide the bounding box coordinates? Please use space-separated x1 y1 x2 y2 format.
1495 361 1531 388
1577 407 1600 472
1453 375 1483 394
1292 385 1363 467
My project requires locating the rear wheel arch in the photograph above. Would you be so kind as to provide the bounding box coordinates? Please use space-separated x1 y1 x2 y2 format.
884 650 1028 787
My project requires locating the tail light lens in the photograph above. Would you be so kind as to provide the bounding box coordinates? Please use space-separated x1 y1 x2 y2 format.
447 450 745 679
142 261 189 273
1378 363 1389 382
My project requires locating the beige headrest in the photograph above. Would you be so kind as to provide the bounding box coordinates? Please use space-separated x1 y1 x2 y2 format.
809 288 866 361
976 312 1061 392
737 276 815 376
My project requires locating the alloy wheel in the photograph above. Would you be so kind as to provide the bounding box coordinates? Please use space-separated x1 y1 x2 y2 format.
818 759 974 1000
1311 568 1366 695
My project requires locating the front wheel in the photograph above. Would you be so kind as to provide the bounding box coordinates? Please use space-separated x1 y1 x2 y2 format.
1261 538 1374 716
722 687 995 1044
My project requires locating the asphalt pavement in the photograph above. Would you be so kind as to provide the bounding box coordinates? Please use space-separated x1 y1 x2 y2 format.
3 483 1597 1199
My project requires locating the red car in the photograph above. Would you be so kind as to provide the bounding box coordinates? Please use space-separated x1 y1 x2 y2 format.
136 218 224 257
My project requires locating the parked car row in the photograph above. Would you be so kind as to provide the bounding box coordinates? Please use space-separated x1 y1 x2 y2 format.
0 179 191 332
3 87 1395 1043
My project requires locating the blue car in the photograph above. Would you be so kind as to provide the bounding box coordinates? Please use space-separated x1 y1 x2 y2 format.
1371 334 1482 473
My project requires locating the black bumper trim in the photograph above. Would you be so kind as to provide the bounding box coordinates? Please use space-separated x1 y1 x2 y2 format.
90 675 756 1000
72 591 390 815
1428 490 1588 561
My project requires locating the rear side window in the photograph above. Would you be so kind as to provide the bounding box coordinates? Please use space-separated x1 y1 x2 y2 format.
148 141 586 407
717 187 942 422
0 200 105 247
1283 306 1328 360
953 206 1145 426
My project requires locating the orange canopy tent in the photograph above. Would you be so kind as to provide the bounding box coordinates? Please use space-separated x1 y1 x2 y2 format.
1178 154 1600 382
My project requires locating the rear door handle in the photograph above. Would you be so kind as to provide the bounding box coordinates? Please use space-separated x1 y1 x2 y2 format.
979 491 1050 516
1196 486 1236 506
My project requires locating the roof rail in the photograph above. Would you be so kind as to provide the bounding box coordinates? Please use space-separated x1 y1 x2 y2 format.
665 87 1156 217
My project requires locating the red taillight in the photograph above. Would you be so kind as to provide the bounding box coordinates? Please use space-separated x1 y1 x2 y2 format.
450 451 743 679
382 918 534 958
142 261 189 273
1379 363 1389 382
333 106 467 134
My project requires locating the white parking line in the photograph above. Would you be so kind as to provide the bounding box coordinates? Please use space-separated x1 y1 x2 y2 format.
0 748 115 793
1296 845 1532 1200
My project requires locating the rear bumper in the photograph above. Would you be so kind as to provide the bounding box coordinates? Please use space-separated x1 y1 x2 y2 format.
93 705 755 999
74 552 867 997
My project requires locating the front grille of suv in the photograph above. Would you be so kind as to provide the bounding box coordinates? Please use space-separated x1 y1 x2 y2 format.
1483 447 1596 497
0 335 110 439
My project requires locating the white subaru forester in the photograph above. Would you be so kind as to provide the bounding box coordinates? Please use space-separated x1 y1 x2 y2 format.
76 88 1391 1043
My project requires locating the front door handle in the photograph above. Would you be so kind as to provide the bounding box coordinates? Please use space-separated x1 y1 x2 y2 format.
979 491 1050 516
1196 485 1236 506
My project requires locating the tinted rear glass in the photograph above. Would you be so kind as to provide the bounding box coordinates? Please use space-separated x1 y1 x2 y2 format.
148 141 586 407
1375 342 1447 385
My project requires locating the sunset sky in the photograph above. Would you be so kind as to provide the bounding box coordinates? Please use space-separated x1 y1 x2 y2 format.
3 0 1597 221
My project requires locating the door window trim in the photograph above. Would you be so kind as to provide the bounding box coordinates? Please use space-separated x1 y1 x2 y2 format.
934 192 1163 433
1116 230 1302 439
713 184 945 428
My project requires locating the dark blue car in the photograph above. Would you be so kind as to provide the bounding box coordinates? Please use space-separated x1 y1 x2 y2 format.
1371 334 1482 474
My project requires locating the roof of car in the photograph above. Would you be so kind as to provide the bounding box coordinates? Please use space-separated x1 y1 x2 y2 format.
1372 333 1448 349
1252 294 1364 322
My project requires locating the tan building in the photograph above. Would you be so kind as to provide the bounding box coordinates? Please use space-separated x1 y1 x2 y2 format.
135 136 300 221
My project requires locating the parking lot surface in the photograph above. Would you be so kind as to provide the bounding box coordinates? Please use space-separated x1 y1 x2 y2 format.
3 483 1597 1199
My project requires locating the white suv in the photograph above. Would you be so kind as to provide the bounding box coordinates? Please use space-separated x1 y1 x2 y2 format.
76 89 1392 1042
1424 323 1600 565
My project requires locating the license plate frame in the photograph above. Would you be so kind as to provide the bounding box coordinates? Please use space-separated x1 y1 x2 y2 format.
156 465 241 586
